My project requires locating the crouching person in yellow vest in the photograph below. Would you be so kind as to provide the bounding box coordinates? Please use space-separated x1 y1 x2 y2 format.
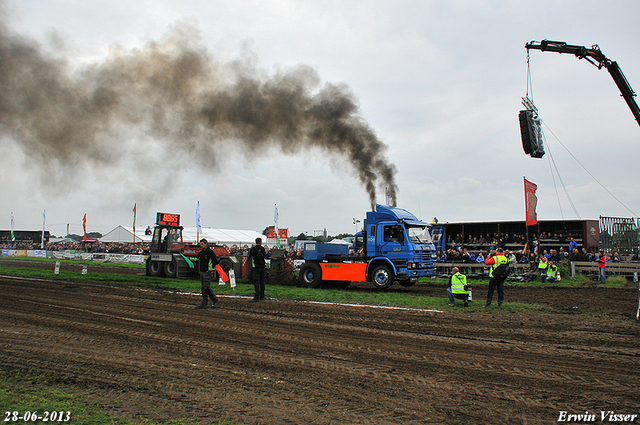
447 267 470 307
545 261 559 283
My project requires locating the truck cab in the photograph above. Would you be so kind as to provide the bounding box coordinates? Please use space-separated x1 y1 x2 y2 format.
364 205 436 288
299 204 436 290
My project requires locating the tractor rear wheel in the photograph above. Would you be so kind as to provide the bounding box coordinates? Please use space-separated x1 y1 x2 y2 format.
164 259 178 278
146 259 165 277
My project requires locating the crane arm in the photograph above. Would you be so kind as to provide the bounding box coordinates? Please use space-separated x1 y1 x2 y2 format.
525 40 640 127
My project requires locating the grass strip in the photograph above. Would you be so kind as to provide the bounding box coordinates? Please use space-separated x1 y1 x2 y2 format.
0 265 553 312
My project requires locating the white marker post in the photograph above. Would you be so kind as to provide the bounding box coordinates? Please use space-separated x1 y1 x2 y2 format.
230 269 236 290
636 281 640 321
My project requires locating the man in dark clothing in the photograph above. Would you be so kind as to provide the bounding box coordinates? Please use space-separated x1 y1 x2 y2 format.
248 237 267 301
195 238 219 309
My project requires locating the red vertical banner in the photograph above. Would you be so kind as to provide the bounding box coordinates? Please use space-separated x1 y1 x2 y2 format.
82 213 88 241
524 178 538 226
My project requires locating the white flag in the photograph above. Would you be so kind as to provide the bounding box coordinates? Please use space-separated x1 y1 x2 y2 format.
196 201 202 235
10 212 15 241
274 204 280 248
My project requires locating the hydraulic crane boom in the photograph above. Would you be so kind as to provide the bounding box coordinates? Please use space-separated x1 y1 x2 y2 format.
525 40 640 128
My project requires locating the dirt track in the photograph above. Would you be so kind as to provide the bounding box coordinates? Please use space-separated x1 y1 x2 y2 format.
1 273 639 424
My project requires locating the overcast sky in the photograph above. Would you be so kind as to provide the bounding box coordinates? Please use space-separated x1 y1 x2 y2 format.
2 0 640 238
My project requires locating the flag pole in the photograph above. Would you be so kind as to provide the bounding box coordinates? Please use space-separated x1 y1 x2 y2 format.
132 203 137 244
196 201 201 243
274 204 280 249
41 210 46 249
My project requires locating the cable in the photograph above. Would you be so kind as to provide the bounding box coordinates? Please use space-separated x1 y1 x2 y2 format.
545 144 564 220
543 123 638 218
544 139 581 219
525 49 534 100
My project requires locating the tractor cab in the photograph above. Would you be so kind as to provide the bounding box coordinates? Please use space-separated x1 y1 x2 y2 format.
151 225 184 254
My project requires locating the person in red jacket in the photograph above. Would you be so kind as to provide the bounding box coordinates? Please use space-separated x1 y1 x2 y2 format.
597 251 607 283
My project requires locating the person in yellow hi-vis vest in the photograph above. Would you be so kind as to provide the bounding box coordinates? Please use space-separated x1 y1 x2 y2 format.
484 247 509 308
538 253 549 283
545 261 559 283
447 267 470 307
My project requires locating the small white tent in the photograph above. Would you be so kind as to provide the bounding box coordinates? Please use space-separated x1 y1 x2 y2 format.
327 238 351 245
100 226 152 243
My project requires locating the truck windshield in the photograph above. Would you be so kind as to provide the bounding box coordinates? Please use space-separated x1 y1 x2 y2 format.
407 226 433 244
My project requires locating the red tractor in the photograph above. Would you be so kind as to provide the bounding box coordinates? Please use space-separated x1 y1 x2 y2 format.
145 212 237 279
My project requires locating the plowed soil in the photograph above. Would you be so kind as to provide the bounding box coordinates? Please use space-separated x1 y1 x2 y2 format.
1 263 639 424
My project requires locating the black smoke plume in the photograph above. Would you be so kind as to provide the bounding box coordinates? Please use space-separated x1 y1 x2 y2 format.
0 17 398 208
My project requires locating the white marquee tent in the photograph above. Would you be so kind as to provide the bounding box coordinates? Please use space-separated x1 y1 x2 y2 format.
100 225 265 247
182 227 265 247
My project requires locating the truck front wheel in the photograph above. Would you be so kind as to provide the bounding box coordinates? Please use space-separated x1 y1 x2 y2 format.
397 279 415 287
299 262 322 288
371 265 394 290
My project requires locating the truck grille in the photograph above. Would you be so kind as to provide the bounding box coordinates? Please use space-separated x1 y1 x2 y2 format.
413 249 434 264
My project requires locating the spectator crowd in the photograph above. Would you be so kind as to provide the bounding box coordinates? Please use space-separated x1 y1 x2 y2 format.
1 231 636 265
0 239 308 260
437 231 636 265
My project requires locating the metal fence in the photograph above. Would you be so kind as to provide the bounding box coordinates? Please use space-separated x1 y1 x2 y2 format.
599 216 639 254
571 261 640 281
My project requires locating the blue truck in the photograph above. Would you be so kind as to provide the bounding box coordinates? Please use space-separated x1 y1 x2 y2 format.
299 204 437 290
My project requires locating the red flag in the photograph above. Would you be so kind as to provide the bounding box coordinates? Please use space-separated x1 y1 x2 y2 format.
524 178 538 226
82 213 88 241
215 264 229 282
